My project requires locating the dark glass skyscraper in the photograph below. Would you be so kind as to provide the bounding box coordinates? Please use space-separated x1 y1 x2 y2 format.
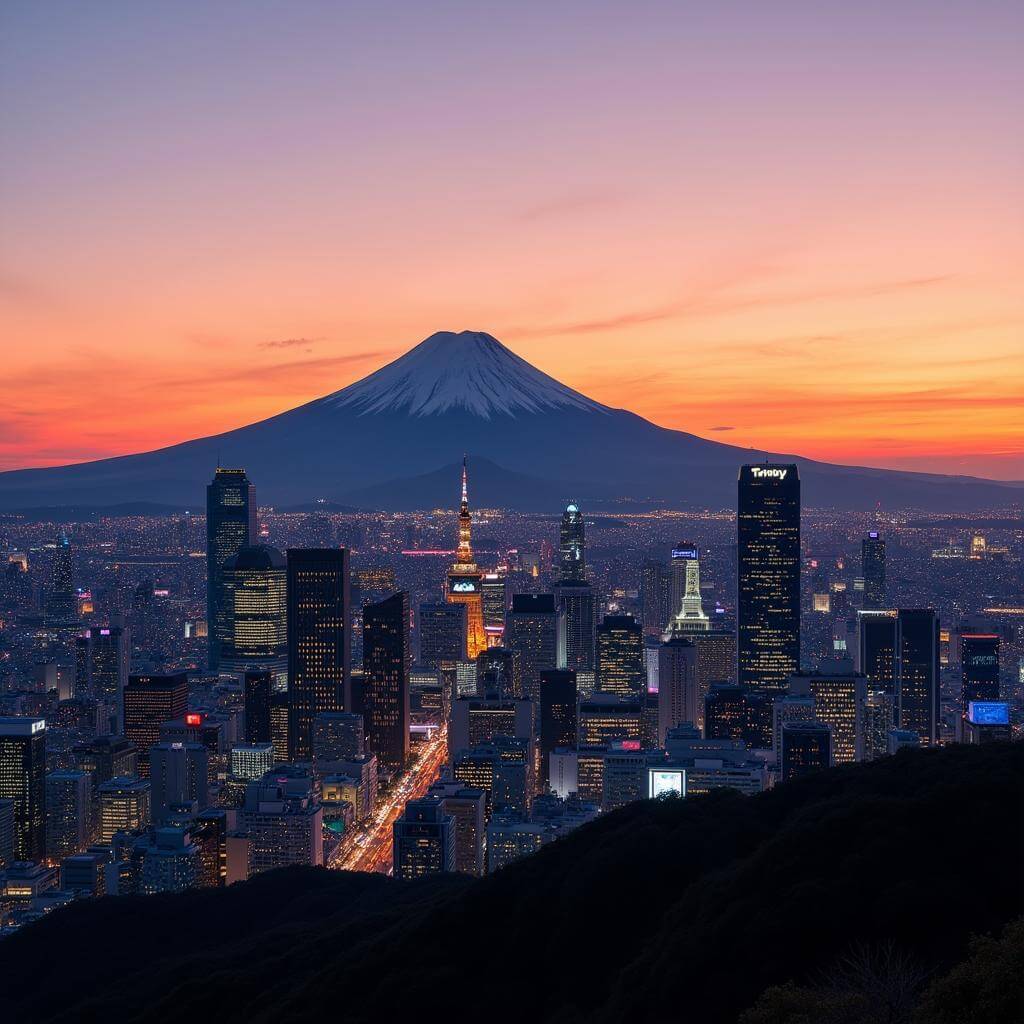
960 631 1000 712
75 625 129 725
287 548 351 762
858 610 898 693
505 594 558 702
206 468 257 671
363 591 411 773
861 532 886 610
559 502 586 582
896 609 940 747
0 717 46 861
780 721 832 782
737 464 801 711
244 670 272 744
45 532 77 624
539 669 577 786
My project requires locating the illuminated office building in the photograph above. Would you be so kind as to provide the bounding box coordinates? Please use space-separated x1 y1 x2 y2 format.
861 532 886 610
481 573 508 645
506 594 558 701
393 796 455 880
446 458 486 660
666 545 710 636
269 692 290 765
363 591 410 772
737 464 801 733
449 695 534 756
45 770 92 860
72 735 138 788
206 468 257 671
122 673 188 777
429 780 487 877
287 548 351 762
578 694 643 747
789 658 867 763
240 773 323 873
231 743 274 781
219 545 287 686
0 718 46 861
689 630 736 732
896 609 940 746
98 776 151 842
596 615 644 697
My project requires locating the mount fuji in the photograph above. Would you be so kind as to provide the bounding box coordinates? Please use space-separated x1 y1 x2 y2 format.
0 331 1019 511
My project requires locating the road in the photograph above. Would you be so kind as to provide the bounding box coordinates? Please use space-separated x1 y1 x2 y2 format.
329 726 449 875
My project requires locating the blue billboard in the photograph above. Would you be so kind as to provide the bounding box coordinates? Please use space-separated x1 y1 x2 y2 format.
967 701 1010 726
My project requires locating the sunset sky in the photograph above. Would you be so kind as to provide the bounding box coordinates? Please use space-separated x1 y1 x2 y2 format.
2 2 1022 478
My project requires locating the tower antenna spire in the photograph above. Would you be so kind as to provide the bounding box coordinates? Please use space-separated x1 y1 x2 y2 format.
461 453 468 510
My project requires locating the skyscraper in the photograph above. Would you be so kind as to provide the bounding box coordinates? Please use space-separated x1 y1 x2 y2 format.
960 631 1000 712
539 669 577 786
418 602 467 668
861 532 886 610
206 468 257 671
559 502 586 582
737 464 801 732
505 594 558 702
896 609 940 746
555 580 596 675
219 545 287 686
657 636 699 744
45 532 78 625
0 718 46 861
596 615 644 698
287 548 351 762
663 545 711 637
45 770 92 860
363 592 411 773
122 673 188 777
857 610 898 692
789 658 867 763
446 458 486 660
243 670 272 744
640 560 671 636
149 742 209 823
98 777 151 842
75 626 129 727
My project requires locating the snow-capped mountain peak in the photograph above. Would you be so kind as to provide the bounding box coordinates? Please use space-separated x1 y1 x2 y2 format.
320 331 609 418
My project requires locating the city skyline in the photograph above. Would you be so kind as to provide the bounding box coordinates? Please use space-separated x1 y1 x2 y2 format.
2 3 1023 478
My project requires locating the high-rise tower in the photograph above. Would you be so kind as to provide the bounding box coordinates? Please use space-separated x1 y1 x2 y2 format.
559 502 586 582
737 464 801 699
662 545 710 638
446 457 486 660
206 468 257 671
862 532 886 610
45 532 77 625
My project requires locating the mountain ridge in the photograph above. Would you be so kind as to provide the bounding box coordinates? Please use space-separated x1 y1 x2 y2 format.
0 330 1020 511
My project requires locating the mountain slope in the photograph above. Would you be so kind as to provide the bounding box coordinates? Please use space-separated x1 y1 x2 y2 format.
0 331 1019 511
1 743 1019 1024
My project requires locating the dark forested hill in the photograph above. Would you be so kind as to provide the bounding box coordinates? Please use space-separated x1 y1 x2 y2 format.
2 743 1021 1024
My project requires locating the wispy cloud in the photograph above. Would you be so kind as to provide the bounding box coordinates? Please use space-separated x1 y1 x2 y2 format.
260 336 323 350
518 188 626 223
708 426 734 432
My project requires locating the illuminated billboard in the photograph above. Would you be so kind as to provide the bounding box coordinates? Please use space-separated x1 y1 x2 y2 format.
450 580 478 593
671 547 699 561
967 701 1010 726
648 768 686 799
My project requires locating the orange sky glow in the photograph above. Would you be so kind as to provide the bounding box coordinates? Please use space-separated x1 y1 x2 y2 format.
2 4 1022 479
